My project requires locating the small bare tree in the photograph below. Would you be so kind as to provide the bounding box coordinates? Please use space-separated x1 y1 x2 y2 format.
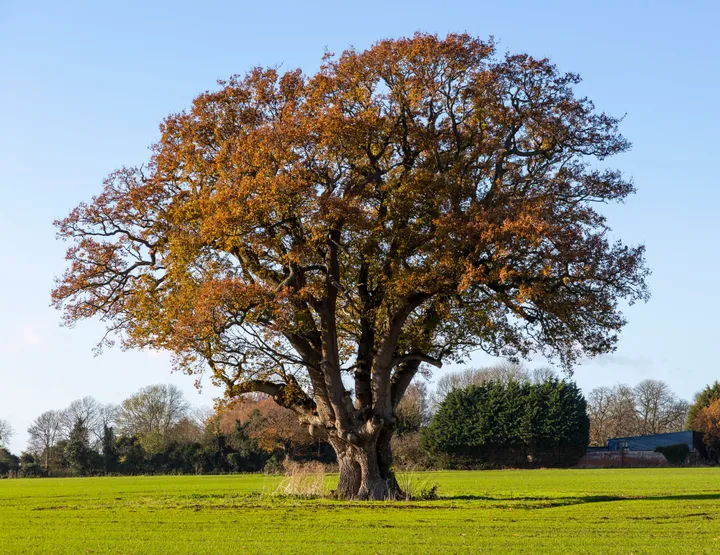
27 410 64 468
395 381 431 435
60 397 117 449
587 383 638 442
434 363 556 406
633 379 688 435
0 419 13 448
587 380 689 445
587 386 614 446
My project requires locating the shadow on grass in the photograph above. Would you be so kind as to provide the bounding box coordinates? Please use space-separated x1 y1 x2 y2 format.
633 493 720 502
448 494 623 503
445 492 720 507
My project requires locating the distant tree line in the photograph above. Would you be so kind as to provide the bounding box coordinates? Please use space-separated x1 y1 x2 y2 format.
1 384 333 479
3 371 719 478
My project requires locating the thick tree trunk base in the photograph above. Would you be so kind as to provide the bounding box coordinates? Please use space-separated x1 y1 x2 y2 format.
335 449 362 499
330 436 403 500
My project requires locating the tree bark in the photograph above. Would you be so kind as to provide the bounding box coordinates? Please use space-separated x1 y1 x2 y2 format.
330 433 401 500
333 439 362 499
377 427 402 497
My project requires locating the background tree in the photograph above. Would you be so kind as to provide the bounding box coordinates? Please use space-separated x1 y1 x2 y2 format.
633 379 688 435
52 33 649 499
692 399 720 459
606 384 640 438
687 381 720 430
433 363 557 407
586 380 688 445
116 384 190 454
434 363 531 405
0 448 20 477
101 425 119 473
218 395 318 459
115 436 146 475
587 386 612 446
390 380 432 469
27 410 64 469
0 419 13 448
64 418 97 476
60 397 117 449
18 452 46 478
395 381 431 436
167 417 204 445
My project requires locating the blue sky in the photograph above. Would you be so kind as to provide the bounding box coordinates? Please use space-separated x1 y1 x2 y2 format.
1 1 718 451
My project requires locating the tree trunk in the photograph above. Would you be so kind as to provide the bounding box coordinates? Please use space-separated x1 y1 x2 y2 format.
330 437 396 500
334 441 362 499
377 427 402 497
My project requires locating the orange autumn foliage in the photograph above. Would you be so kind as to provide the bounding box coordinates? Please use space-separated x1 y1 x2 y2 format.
218 395 313 455
53 33 649 498
693 399 720 455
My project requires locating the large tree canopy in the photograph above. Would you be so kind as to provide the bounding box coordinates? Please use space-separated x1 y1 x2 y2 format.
53 33 649 499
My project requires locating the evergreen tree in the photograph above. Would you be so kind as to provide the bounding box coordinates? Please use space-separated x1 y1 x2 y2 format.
0 448 20 476
422 378 589 467
64 418 96 476
101 425 119 474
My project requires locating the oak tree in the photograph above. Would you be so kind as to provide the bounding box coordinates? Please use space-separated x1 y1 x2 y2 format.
53 33 648 499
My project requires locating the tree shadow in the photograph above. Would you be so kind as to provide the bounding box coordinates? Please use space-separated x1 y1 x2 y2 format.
444 492 720 507
635 493 720 502
447 494 624 503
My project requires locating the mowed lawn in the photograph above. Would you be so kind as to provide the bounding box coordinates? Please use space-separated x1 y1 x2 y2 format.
1 469 719 554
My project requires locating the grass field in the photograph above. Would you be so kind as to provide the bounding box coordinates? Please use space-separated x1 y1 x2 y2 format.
1 468 719 554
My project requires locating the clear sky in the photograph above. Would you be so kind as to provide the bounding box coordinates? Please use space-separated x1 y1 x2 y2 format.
1 0 718 451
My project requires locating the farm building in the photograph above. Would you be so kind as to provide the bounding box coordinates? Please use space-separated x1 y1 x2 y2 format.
578 431 708 467
606 431 704 452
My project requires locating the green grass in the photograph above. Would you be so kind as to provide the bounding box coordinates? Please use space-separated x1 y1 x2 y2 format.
2 468 720 554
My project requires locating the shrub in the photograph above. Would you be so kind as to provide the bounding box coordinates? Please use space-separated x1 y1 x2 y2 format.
19 462 46 478
655 443 690 466
263 455 283 475
0 448 20 477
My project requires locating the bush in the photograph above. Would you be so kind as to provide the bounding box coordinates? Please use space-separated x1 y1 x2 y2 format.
19 462 46 478
422 378 589 468
263 455 283 475
0 449 20 477
655 443 690 466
